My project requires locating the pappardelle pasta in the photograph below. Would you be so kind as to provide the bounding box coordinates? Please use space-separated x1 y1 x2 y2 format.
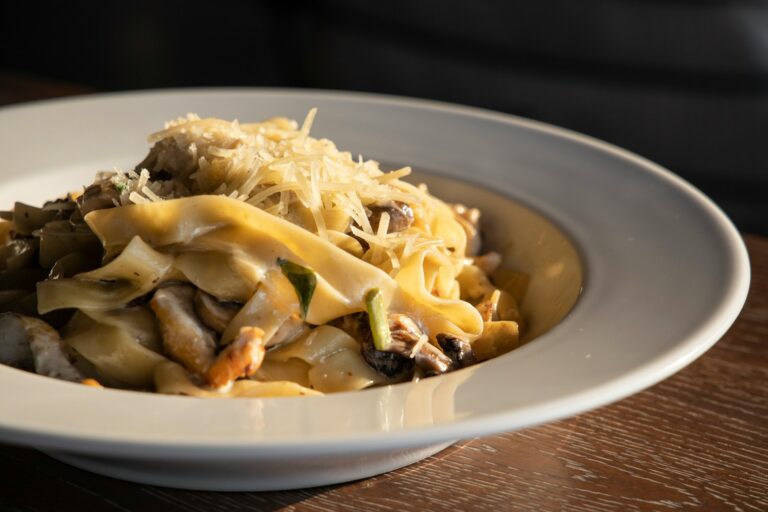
0 111 528 397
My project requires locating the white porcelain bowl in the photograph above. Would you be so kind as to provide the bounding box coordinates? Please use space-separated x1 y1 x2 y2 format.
0 90 749 490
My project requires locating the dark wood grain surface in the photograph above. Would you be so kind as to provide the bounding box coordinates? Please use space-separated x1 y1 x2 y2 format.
0 73 766 512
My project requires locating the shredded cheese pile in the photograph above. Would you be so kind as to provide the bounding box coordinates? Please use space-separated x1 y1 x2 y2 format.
103 110 466 278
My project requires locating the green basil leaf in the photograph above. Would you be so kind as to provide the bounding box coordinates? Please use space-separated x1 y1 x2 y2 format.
277 258 316 320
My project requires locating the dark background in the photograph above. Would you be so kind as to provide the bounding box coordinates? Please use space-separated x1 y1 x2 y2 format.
1 1 766 233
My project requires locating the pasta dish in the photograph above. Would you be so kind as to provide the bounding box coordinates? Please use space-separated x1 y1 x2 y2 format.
0 111 527 397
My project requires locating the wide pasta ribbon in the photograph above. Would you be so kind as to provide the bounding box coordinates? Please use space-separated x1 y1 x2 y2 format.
83 196 396 325
42 196 482 340
394 249 483 340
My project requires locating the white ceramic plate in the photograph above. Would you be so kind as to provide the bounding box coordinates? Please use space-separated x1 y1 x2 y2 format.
0 89 749 491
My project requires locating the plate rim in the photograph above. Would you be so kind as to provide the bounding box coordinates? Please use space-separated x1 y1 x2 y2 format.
0 87 751 457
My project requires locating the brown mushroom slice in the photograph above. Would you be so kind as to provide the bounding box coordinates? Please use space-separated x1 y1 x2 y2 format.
135 138 198 189
338 313 415 380
436 333 476 369
0 312 84 381
349 201 415 252
413 343 453 376
150 283 216 376
194 289 241 333
381 313 452 376
367 201 414 233
360 336 415 380
206 326 265 389
77 181 120 216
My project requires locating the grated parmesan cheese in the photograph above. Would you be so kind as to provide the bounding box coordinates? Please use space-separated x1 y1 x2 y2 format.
94 110 467 274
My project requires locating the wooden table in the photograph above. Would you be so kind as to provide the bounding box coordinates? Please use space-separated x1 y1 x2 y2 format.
1 72 766 511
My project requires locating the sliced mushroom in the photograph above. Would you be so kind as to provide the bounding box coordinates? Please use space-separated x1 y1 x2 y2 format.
77 180 120 216
194 289 241 333
150 283 216 375
436 333 476 369
413 343 453 376
367 201 414 233
387 314 452 376
361 338 415 379
389 319 448 375
386 313 424 354
135 139 197 189
0 312 84 381
206 326 265 388
350 201 415 252
341 312 452 378
338 313 414 379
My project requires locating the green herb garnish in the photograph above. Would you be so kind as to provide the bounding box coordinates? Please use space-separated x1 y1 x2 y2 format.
114 182 127 193
365 288 391 351
277 258 317 319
